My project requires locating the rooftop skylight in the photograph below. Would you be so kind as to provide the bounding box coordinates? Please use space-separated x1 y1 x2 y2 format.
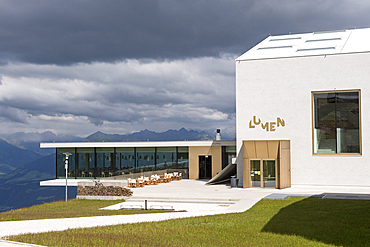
296 47 336 52
258 46 293 50
306 38 342 42
269 37 301 41
313 30 346 34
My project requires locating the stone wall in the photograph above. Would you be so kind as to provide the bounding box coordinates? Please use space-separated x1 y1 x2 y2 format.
77 185 133 197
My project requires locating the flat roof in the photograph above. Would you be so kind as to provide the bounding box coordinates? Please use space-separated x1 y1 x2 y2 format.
40 140 236 148
236 28 370 61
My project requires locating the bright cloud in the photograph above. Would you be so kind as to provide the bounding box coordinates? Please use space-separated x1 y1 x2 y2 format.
0 56 235 136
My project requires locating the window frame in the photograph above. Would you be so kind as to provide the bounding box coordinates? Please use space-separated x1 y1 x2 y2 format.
311 89 362 155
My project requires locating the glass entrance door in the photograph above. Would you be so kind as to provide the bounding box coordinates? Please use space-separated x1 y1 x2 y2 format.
250 160 261 187
199 156 212 179
250 159 276 188
263 160 276 188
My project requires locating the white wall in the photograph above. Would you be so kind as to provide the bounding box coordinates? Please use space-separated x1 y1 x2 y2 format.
236 52 370 187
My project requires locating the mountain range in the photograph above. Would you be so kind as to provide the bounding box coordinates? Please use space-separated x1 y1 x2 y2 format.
0 154 76 212
0 139 43 175
84 128 215 142
0 131 84 156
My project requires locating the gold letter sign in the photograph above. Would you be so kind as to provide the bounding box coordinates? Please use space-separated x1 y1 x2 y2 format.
249 116 285 132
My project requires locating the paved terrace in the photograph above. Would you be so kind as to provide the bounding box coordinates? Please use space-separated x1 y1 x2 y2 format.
2 180 370 246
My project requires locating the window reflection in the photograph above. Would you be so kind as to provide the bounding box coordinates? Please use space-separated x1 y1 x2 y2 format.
313 91 360 154
56 146 192 179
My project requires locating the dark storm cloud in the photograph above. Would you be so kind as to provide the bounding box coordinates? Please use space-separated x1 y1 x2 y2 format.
1 0 369 65
0 106 28 123
0 0 369 136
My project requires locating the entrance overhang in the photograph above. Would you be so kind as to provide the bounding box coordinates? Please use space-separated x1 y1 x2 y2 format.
242 140 291 189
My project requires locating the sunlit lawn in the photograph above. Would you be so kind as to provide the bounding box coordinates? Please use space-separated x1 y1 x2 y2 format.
9 197 370 246
0 199 164 221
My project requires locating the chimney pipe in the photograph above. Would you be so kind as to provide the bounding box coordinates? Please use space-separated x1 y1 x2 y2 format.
216 129 221 140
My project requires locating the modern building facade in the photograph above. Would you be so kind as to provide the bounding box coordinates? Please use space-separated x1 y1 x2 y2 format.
40 140 236 181
236 28 368 188
41 28 370 189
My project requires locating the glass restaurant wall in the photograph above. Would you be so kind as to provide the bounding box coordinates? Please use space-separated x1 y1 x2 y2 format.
136 147 155 173
116 147 135 175
156 147 177 170
56 148 76 178
177 147 189 178
77 147 95 178
56 146 189 179
313 90 360 154
96 147 115 177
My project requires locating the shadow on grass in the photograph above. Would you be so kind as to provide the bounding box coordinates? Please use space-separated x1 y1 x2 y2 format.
262 197 370 247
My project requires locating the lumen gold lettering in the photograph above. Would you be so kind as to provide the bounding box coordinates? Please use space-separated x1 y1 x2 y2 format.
253 116 261 125
270 122 276 131
261 122 269 131
277 117 285 127
249 116 285 132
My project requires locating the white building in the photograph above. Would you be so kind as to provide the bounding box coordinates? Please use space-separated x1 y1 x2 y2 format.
41 28 370 190
236 28 369 188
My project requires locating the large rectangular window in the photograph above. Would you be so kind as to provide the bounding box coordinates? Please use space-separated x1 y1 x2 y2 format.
96 147 115 177
313 90 361 154
116 147 135 175
136 147 155 172
77 147 95 178
156 147 177 170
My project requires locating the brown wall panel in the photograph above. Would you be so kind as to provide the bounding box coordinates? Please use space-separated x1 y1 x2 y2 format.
243 141 256 159
267 140 279 158
279 141 291 189
243 158 250 188
211 146 222 177
280 140 290 150
255 141 268 158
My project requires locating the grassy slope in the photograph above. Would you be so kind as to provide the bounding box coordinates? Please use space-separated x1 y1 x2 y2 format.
9 197 370 246
0 199 164 221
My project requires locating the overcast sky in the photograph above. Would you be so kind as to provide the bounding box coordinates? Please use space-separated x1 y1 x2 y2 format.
0 0 369 137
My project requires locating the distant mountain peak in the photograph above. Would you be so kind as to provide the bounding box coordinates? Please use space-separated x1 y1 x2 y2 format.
84 128 215 142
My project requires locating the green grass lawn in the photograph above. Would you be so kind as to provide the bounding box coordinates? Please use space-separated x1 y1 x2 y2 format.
9 197 370 246
0 199 165 221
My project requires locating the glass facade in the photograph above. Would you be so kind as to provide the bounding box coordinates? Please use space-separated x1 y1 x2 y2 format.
77 147 95 177
136 147 155 172
96 147 115 177
313 90 360 154
57 148 76 178
116 147 135 176
222 146 236 169
56 146 190 179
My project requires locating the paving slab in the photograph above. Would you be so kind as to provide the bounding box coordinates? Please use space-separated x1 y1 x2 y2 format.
321 193 370 200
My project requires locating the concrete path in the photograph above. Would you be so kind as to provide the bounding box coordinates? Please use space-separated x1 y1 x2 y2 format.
0 181 273 238
0 240 45 247
2 180 370 246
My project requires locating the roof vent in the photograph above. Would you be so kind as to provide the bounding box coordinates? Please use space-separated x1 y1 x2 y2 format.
216 129 221 141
